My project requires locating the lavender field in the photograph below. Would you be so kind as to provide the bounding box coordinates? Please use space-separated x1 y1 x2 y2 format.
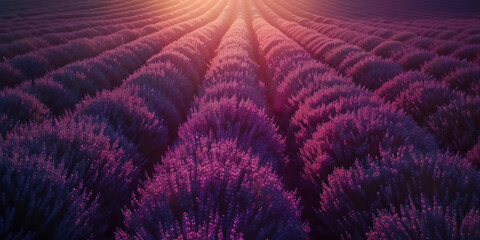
1 0 480 239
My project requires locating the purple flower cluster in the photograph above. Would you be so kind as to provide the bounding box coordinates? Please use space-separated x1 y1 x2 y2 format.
318 150 480 239
117 138 306 240
117 6 307 238
249 0 480 238
0 150 99 239
367 200 480 239
0 0 203 61
0 0 225 137
0 0 230 238
3 117 142 234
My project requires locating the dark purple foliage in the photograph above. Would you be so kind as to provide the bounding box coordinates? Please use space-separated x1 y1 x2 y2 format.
338 52 370 74
266 43 310 74
146 51 200 83
404 37 434 50
301 106 437 190
389 32 416 41
0 151 99 240
451 45 480 62
17 79 79 115
316 150 480 239
393 80 461 123
118 86 182 140
49 64 112 99
467 140 480 169
0 62 24 89
0 89 49 135
36 33 160 98
346 57 403 90
124 61 193 115
8 29 142 80
274 61 331 114
73 89 169 162
203 65 260 88
367 201 480 239
324 45 363 67
375 71 434 102
116 139 307 240
285 72 349 116
206 57 259 83
464 34 480 44
266 42 305 66
196 81 266 108
151 48 205 82
270 57 314 97
397 50 436 71
443 67 480 95
295 85 368 112
3 117 142 232
178 97 285 171
9 54 49 79
422 56 472 79
371 40 405 59
355 35 384 51
3 2 480 238
433 41 462 55
426 96 480 153
435 31 457 40
373 29 395 39
290 93 382 150
313 40 346 60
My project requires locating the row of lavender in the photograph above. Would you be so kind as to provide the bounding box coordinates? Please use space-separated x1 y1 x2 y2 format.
1 0 315 238
0 0 221 135
0 0 231 238
287 0 480 20
292 0 480 34
273 0 480 86
0 0 190 61
262 0 480 160
0 0 166 34
253 0 480 238
0 0 207 83
284 0 480 67
118 2 308 238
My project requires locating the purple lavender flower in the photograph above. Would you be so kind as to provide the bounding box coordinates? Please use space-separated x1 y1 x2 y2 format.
0 151 99 239
425 96 480 153
367 201 480 239
443 66 480 95
422 56 472 79
393 80 461 123
0 89 49 135
375 71 434 102
73 89 168 162
3 117 142 232
178 97 285 171
346 56 403 90
316 149 480 239
116 139 307 240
